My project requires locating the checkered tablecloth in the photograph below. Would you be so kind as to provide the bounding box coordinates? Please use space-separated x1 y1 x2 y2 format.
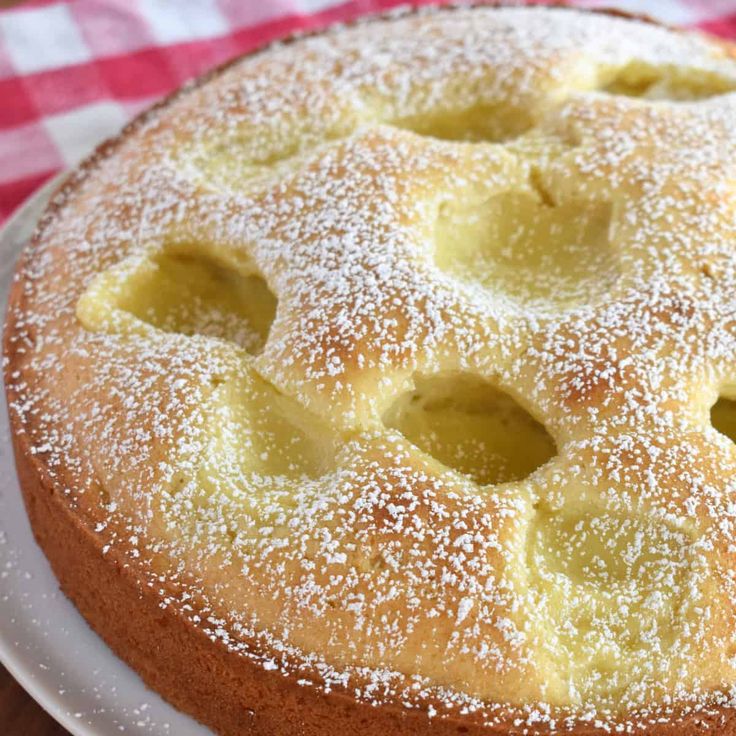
1 0 735 226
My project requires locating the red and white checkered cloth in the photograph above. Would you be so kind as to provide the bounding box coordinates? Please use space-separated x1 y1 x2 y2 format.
1 0 735 226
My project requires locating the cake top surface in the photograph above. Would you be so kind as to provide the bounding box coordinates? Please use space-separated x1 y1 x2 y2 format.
6 4 736 732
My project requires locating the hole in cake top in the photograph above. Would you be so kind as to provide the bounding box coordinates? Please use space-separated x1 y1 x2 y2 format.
434 186 618 314
191 102 536 192
382 372 556 486
527 503 695 701
600 61 736 101
531 507 691 590
114 249 277 354
710 395 736 445
190 127 351 192
201 372 337 484
391 101 535 143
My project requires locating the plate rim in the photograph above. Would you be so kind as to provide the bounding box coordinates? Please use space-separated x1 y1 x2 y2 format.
0 176 209 736
0 173 99 736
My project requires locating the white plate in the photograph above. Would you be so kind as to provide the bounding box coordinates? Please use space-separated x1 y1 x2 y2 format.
0 178 211 736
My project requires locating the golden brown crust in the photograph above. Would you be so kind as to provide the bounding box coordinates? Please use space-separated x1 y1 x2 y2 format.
7 4 736 734
9 392 736 735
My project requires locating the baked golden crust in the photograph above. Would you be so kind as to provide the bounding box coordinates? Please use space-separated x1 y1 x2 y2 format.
6 4 736 733
9 430 736 736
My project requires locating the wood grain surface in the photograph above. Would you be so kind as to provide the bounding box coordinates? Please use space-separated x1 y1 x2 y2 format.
0 664 68 735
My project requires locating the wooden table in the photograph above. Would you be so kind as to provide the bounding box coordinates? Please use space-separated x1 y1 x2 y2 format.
1 664 68 735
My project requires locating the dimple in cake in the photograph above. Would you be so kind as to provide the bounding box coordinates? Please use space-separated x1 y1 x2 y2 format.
6 5 736 735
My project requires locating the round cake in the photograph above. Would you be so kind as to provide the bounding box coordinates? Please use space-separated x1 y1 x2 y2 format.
6 4 736 734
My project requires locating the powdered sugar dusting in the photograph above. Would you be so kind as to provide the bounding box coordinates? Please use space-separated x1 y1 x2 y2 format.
6 5 736 733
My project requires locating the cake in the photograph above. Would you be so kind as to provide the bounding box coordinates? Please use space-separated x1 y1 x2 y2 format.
5 4 736 734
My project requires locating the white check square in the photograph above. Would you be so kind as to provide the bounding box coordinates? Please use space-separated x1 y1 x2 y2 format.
0 5 91 75
138 0 229 44
43 101 128 167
